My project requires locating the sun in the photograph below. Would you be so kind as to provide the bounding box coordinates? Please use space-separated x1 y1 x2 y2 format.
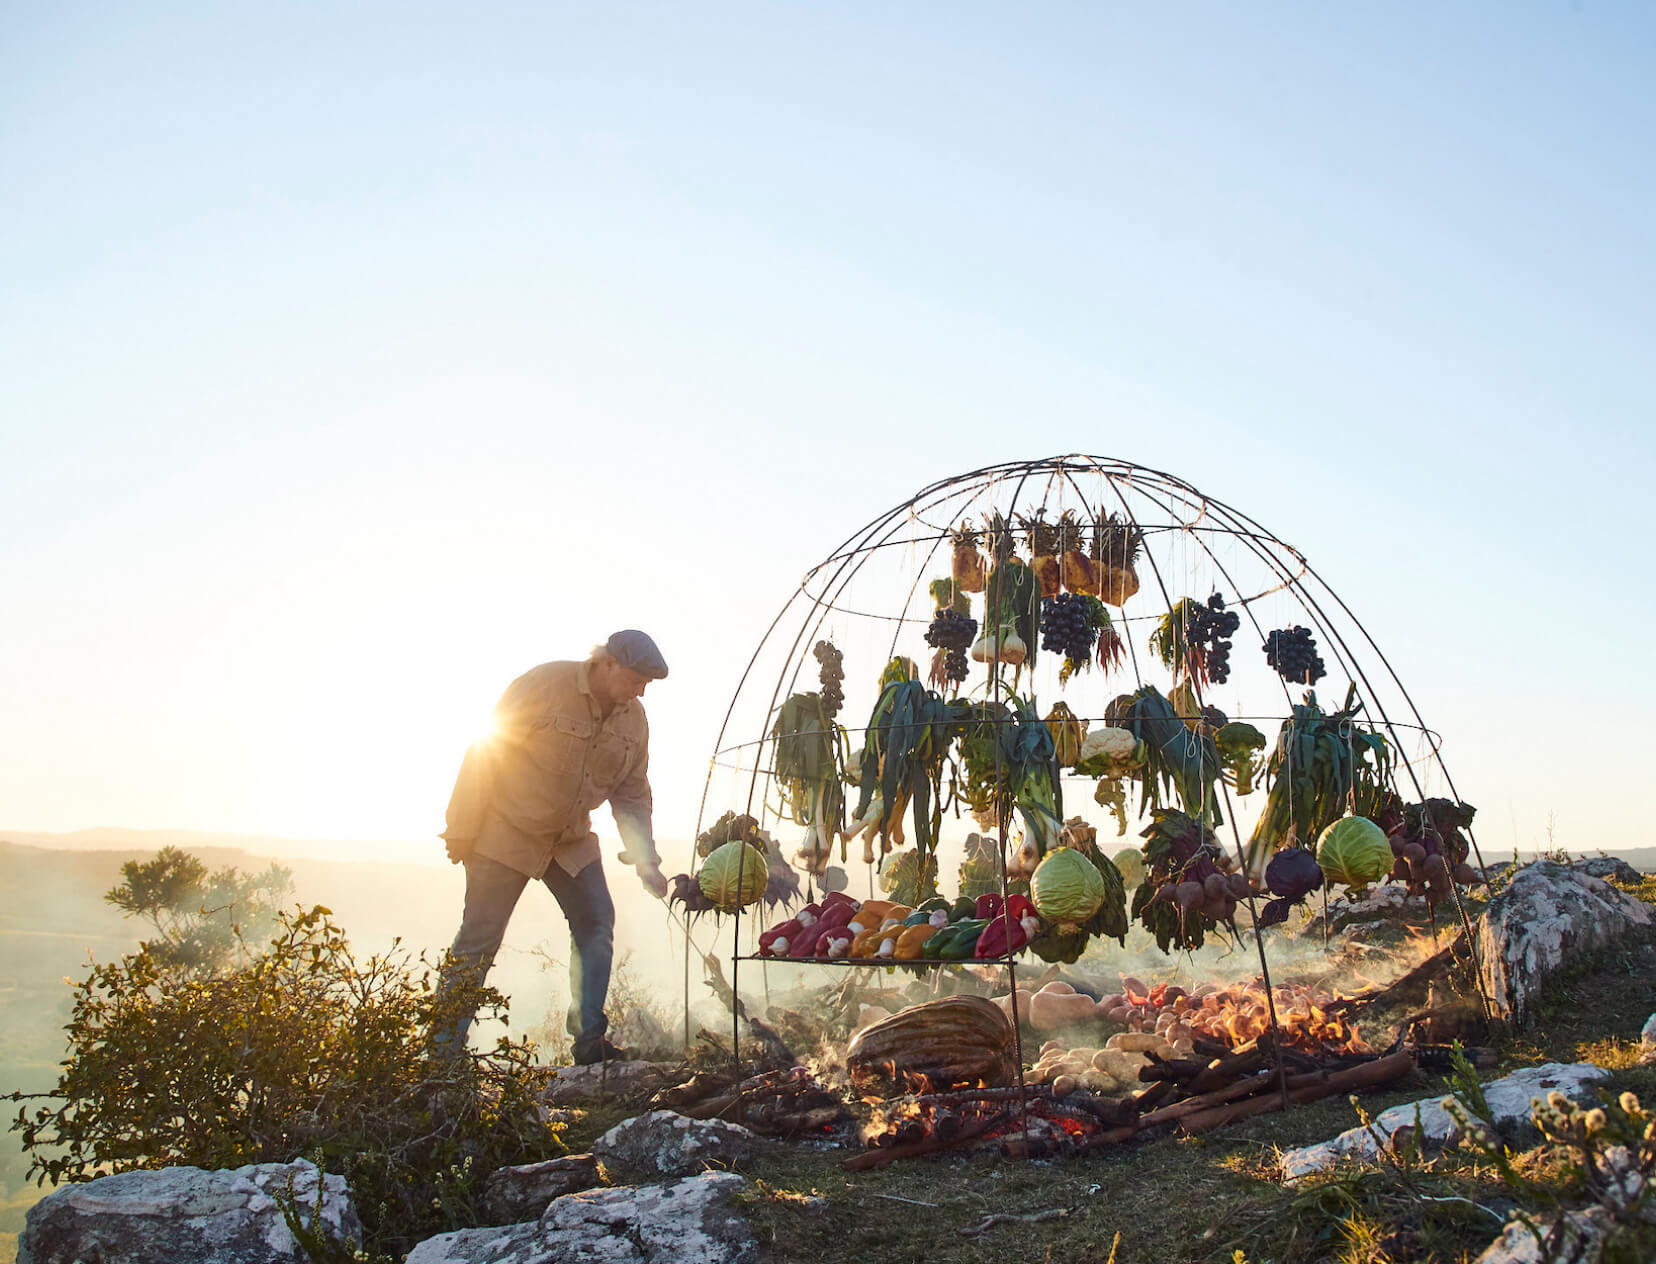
468 710 501 747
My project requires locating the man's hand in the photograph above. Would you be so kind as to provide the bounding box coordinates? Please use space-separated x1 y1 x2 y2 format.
444 836 472 866
635 861 669 899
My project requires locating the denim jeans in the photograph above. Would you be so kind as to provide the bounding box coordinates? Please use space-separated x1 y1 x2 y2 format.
436 850 615 1057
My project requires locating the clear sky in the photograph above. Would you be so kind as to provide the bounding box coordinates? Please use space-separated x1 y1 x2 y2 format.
4 3 1653 864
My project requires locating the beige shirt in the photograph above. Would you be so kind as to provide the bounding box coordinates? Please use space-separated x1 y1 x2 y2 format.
443 660 656 879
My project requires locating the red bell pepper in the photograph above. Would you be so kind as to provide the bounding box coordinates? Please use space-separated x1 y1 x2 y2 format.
974 894 1041 959
974 892 1004 920
758 918 801 957
814 900 856 931
814 924 855 958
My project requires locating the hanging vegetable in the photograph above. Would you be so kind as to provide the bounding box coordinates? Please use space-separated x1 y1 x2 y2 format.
973 554 1037 669
1019 509 1063 598
1104 685 1224 827
1376 797 1482 906
698 840 769 913
950 523 987 594
1031 846 1105 931
1092 513 1143 606
771 691 846 877
1130 809 1243 953
1043 701 1087 768
1244 684 1393 876
853 677 966 866
1094 776 1129 836
878 848 940 907
1256 846 1324 928
929 576 971 616
1315 815 1393 895
1214 722 1268 795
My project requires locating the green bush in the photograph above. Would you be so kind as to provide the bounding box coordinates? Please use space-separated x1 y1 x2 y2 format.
10 904 563 1260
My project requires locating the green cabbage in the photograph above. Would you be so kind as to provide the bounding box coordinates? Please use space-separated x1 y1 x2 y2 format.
698 840 768 912
1315 816 1393 891
1031 847 1105 930
1111 847 1147 890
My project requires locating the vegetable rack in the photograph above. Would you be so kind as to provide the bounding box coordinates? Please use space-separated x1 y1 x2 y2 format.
673 454 1494 1130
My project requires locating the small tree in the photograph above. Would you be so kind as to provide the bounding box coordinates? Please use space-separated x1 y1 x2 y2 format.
103 845 293 975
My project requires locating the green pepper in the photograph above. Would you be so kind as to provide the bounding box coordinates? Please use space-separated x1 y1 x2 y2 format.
927 918 990 961
922 919 981 959
917 896 950 914
900 910 933 928
948 896 977 922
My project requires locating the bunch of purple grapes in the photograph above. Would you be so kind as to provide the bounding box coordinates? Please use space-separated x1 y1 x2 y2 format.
1188 593 1241 684
813 640 845 716
1263 625 1326 685
1039 593 1096 673
923 610 976 685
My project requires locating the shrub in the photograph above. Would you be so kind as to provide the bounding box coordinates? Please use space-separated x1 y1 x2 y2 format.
10 904 563 1260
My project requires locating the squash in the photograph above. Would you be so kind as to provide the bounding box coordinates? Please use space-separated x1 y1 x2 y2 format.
846 995 1017 1093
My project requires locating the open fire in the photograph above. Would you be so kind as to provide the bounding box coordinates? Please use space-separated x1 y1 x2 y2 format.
1109 977 1373 1055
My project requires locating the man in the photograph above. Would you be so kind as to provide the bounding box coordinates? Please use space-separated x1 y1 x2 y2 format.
437 630 670 1064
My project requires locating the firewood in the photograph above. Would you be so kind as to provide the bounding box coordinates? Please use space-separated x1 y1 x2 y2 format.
1174 1050 1415 1134
842 1110 1013 1170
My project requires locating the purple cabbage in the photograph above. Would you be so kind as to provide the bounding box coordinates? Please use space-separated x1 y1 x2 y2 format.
1265 847 1324 901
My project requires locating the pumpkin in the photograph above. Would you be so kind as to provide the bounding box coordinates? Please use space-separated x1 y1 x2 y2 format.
846 995 1017 1093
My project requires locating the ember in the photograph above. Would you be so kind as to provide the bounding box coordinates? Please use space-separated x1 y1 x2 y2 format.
1110 975 1372 1056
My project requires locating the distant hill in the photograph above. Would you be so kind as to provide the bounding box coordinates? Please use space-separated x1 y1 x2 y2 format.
0 827 449 867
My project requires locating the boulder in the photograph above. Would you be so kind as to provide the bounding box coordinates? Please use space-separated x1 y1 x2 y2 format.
482 1154 601 1224
1475 861 1655 1026
538 1060 680 1104
18 1158 359 1264
1571 856 1643 886
405 1171 757 1264
1280 1062 1609 1181
593 1111 760 1178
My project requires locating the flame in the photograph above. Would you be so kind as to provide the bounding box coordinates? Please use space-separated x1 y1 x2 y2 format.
1184 980 1372 1054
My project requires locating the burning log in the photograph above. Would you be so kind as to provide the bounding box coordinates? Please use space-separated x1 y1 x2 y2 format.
843 1109 1014 1171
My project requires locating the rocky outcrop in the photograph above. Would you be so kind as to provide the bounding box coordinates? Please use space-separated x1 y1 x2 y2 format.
1476 862 1654 1026
405 1171 757 1264
593 1112 760 1178
482 1154 601 1224
1280 1062 1609 1181
18 1159 359 1264
538 1061 680 1104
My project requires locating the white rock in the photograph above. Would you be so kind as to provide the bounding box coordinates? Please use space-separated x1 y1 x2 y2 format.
1280 1062 1610 1181
1640 1013 1656 1048
1475 861 1654 1027
593 1111 760 1178
18 1159 359 1264
405 1171 757 1264
1475 1206 1614 1264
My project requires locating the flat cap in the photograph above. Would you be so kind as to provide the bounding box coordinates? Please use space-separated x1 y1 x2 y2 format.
606 629 669 680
